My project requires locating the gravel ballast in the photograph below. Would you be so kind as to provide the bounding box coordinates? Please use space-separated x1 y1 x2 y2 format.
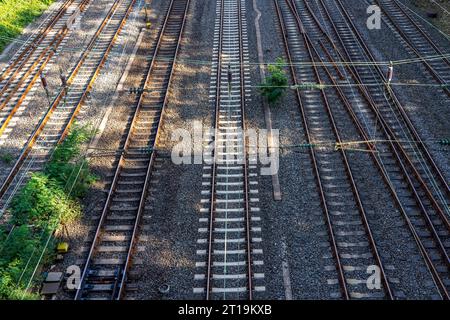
1 0 448 300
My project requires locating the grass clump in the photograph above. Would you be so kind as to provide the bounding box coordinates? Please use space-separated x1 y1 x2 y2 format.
0 225 43 300
11 173 82 229
0 124 95 299
259 57 289 105
45 125 96 198
0 152 13 164
0 0 55 53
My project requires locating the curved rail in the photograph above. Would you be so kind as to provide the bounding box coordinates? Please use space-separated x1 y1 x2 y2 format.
374 0 449 96
306 0 449 299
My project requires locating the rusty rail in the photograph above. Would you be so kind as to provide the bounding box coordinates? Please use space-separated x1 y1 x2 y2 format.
274 0 350 299
0 0 91 137
285 0 394 299
311 0 449 299
74 0 190 300
0 0 135 199
205 0 223 300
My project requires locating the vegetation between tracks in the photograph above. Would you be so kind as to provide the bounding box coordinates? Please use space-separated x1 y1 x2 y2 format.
0 0 55 53
0 124 96 299
259 57 288 104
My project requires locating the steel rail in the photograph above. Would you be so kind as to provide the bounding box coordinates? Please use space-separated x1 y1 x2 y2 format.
237 0 254 301
73 0 178 298
74 0 188 300
205 0 225 300
0 0 78 83
309 0 450 245
274 0 350 299
0 28 67 136
0 0 91 136
388 0 450 67
116 0 190 300
0 29 65 104
294 0 449 201
0 0 135 199
305 0 450 233
317 39 450 300
206 0 253 300
373 0 450 96
313 0 449 298
326 0 450 233
286 0 394 299
334 0 450 198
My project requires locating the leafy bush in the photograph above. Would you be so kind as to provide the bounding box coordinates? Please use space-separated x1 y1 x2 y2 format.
260 57 289 104
0 225 42 300
11 173 82 229
45 124 96 197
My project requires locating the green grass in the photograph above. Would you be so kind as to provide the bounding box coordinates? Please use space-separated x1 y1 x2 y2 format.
0 152 13 164
0 125 95 300
259 57 289 105
0 0 55 53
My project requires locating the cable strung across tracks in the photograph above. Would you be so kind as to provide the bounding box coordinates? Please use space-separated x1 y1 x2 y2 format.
276 0 449 299
276 0 393 300
373 0 450 96
327 0 449 298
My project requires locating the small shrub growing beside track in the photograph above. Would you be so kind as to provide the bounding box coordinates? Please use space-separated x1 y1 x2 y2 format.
45 124 97 198
0 125 95 299
11 173 82 229
0 0 56 53
259 57 289 105
0 225 47 300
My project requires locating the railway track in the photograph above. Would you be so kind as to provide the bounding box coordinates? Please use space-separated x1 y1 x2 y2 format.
276 0 393 300
373 0 450 96
1 0 78 80
324 0 450 298
0 0 90 139
74 0 189 300
278 0 449 298
0 0 136 214
193 0 264 300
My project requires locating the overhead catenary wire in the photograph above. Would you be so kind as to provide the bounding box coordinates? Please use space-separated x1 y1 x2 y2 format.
0 31 449 71
397 0 450 39
429 0 450 15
